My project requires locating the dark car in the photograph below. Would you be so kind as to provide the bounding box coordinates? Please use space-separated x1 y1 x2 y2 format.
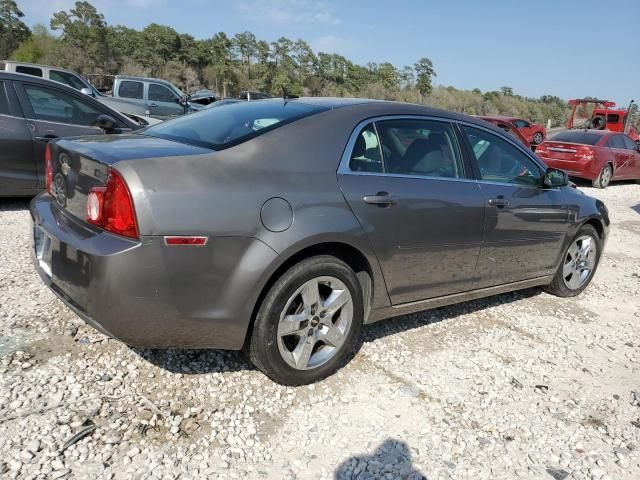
536 130 640 188
31 98 609 385
0 72 141 197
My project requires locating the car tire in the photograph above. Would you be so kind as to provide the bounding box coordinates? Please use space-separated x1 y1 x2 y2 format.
246 255 364 385
544 224 601 298
532 132 544 145
592 164 613 188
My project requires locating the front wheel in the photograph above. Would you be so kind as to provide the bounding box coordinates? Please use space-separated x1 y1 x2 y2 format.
544 225 601 297
592 164 612 188
246 255 363 385
532 131 544 145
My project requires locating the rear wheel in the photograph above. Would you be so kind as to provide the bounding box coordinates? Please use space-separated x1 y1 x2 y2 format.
246 255 363 385
544 225 601 297
532 132 544 145
592 164 612 188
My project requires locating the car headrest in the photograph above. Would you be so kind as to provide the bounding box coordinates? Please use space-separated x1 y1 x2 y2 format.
352 134 367 158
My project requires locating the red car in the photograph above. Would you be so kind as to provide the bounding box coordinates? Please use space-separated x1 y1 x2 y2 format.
536 130 640 188
477 116 531 148
483 115 546 146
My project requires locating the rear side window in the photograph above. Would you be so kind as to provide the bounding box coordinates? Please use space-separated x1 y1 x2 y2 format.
143 100 328 150
50 70 86 90
16 65 43 77
148 83 177 102
607 135 626 149
0 82 9 115
349 123 383 173
118 81 143 99
551 131 602 145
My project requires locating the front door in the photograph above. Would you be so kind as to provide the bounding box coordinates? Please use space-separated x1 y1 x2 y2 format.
147 83 184 117
338 118 485 304
0 80 36 194
16 82 108 186
460 124 569 288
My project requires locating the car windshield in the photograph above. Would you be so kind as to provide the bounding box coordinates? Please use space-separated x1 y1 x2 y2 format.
551 131 602 145
142 100 328 149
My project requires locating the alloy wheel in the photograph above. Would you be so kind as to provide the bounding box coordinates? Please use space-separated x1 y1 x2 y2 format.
562 235 597 290
533 132 543 144
276 276 353 370
599 165 612 187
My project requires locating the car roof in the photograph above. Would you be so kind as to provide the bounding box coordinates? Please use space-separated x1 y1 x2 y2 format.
115 75 176 86
1 60 78 73
0 70 75 83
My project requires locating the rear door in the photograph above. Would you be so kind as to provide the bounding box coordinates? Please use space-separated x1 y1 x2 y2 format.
116 80 145 107
460 124 569 288
147 83 183 116
338 117 485 304
14 81 117 184
621 135 640 178
606 134 633 179
0 80 37 194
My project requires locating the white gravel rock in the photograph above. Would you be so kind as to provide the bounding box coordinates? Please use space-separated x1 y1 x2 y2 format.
1 186 640 479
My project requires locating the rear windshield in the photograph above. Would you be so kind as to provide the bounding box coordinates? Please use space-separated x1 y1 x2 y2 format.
551 131 603 145
143 100 327 150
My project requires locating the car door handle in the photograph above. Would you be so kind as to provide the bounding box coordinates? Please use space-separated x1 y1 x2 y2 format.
148 103 158 108
488 197 509 207
363 192 398 207
35 134 59 141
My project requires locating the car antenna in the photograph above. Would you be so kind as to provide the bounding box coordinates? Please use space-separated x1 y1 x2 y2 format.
282 86 299 101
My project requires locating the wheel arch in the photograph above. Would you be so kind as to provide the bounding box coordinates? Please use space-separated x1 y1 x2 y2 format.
243 241 379 348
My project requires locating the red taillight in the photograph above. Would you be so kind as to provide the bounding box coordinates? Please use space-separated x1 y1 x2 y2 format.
45 144 53 193
164 236 208 246
86 169 138 239
575 146 595 160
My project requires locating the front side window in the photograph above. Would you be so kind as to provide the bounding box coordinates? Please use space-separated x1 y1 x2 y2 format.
118 81 143 99
50 70 86 90
0 82 9 115
463 125 542 186
148 84 177 102
622 135 638 150
143 99 328 150
375 119 464 178
23 84 107 126
16 65 42 77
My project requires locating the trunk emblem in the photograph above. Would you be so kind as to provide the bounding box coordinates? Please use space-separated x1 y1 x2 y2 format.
52 174 67 208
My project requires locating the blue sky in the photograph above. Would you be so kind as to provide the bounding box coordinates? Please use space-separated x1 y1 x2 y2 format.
17 0 639 106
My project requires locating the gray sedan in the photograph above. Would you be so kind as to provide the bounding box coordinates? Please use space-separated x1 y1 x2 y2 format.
31 98 609 385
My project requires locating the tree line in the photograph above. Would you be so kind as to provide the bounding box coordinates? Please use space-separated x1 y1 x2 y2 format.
2 0 570 125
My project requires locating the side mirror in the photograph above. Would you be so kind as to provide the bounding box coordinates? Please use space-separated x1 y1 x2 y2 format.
543 167 568 188
95 114 117 133
80 87 94 97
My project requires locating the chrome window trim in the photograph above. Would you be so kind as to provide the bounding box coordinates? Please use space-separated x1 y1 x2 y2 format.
338 114 469 182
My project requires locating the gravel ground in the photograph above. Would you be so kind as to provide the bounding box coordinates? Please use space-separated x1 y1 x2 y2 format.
1 183 639 480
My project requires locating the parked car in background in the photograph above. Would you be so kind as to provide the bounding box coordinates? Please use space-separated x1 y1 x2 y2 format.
189 89 217 106
31 98 609 385
536 130 640 188
238 90 270 100
112 75 203 117
477 116 531 148
0 72 141 196
1 60 157 120
482 115 546 146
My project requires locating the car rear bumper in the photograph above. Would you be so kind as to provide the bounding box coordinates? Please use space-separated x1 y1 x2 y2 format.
30 193 278 350
541 156 601 180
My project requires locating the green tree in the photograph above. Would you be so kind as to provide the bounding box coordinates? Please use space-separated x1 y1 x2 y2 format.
414 57 436 97
500 86 514 96
0 0 30 59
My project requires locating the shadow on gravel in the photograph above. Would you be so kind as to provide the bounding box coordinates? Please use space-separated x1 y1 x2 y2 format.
632 203 640 215
132 288 541 378
132 348 252 375
355 287 541 348
334 439 428 479
0 197 30 211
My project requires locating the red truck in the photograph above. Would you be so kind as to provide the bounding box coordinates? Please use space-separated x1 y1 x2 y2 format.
567 98 639 142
